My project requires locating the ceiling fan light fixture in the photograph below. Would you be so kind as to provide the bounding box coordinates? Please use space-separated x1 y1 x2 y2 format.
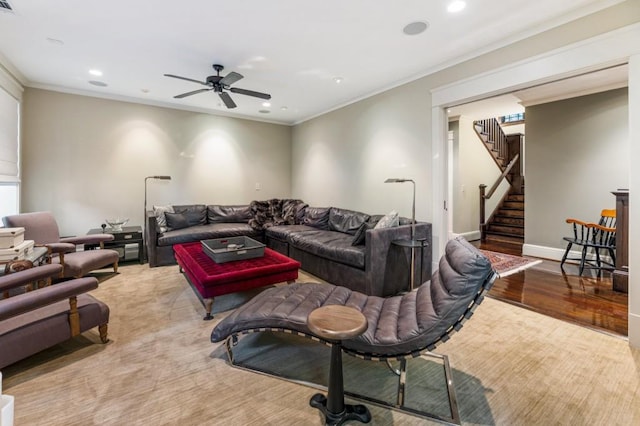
165 64 271 109
262 101 271 107
403 21 429 36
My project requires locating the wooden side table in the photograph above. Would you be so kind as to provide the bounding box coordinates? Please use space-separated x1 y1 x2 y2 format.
86 226 143 264
307 305 371 425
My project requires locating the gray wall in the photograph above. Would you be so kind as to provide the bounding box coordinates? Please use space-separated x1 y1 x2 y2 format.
291 79 430 218
290 1 639 225
21 89 292 237
525 88 629 251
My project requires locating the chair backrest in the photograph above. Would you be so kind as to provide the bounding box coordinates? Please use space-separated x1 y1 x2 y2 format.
2 211 61 244
593 209 616 247
598 209 616 229
414 236 495 346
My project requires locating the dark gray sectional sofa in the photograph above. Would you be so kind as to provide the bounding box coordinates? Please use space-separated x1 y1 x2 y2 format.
146 201 431 296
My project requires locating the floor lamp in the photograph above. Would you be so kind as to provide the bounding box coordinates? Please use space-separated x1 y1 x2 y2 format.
384 178 416 239
385 178 417 291
144 175 171 262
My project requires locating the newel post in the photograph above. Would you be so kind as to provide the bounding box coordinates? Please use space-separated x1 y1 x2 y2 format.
479 184 487 241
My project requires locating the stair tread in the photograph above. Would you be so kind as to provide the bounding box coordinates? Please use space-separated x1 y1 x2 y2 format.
485 234 524 244
489 224 524 229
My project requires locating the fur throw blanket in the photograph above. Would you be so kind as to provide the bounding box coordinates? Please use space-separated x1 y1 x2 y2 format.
249 199 307 231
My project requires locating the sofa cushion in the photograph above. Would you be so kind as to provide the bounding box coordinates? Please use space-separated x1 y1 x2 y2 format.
158 223 262 247
351 222 375 246
328 207 370 235
172 205 207 227
302 207 330 230
265 225 317 242
165 212 191 230
207 205 251 224
289 230 365 269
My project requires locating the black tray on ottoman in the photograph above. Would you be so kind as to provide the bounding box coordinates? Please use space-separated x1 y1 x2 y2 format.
201 236 265 264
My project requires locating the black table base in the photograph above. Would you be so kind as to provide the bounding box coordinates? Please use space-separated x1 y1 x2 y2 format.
309 342 371 425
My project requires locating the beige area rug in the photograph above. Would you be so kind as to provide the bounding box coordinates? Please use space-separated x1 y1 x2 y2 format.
480 249 542 277
3 264 640 425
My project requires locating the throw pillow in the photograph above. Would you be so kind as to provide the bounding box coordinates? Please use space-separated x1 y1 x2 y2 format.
164 212 190 231
302 207 330 230
153 205 174 233
373 210 399 229
351 222 375 246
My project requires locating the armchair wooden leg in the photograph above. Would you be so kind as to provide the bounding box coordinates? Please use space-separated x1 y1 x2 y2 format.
59 253 66 278
113 261 119 274
579 246 588 276
69 296 80 337
99 323 109 343
560 243 572 270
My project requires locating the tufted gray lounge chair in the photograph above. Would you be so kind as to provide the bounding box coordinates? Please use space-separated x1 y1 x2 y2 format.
3 211 119 279
211 236 497 424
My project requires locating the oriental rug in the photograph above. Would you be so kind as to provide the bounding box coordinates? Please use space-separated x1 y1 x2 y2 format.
479 249 542 277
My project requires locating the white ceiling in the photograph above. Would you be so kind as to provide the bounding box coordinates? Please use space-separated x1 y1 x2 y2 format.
0 0 626 125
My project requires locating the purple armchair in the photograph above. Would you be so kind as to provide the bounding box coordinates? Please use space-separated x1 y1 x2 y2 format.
0 264 110 369
2 212 119 279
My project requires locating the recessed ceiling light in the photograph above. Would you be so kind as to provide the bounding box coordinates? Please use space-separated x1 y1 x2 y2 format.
333 77 343 84
280 106 288 111
262 101 271 107
46 37 64 45
403 21 429 36
447 1 466 13
141 88 150 93
88 80 108 87
89 69 103 77
259 110 271 114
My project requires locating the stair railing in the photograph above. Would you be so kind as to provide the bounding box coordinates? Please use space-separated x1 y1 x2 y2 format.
473 118 509 170
479 153 520 241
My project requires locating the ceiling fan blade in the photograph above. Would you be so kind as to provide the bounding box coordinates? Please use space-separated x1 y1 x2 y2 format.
219 92 237 109
229 87 271 100
174 88 212 99
219 71 243 87
164 74 208 86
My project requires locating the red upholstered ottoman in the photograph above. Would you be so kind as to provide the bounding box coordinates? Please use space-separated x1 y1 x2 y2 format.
174 242 300 320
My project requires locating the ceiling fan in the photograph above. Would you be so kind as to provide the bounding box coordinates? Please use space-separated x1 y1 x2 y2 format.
164 64 271 109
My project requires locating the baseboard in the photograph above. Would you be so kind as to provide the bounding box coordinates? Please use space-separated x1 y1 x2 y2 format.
523 243 613 264
522 244 565 260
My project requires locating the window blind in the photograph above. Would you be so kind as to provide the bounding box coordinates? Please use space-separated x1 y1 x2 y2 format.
0 85 19 180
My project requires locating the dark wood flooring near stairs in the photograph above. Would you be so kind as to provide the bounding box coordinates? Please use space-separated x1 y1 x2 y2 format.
473 239 628 337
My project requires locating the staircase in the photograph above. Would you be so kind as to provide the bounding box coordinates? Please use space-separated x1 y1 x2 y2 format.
474 118 525 244
484 190 524 244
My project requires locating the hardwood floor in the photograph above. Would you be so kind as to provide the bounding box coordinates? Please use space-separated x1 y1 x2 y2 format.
473 239 628 337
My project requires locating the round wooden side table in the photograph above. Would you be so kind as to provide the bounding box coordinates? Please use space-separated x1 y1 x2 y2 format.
307 305 371 425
